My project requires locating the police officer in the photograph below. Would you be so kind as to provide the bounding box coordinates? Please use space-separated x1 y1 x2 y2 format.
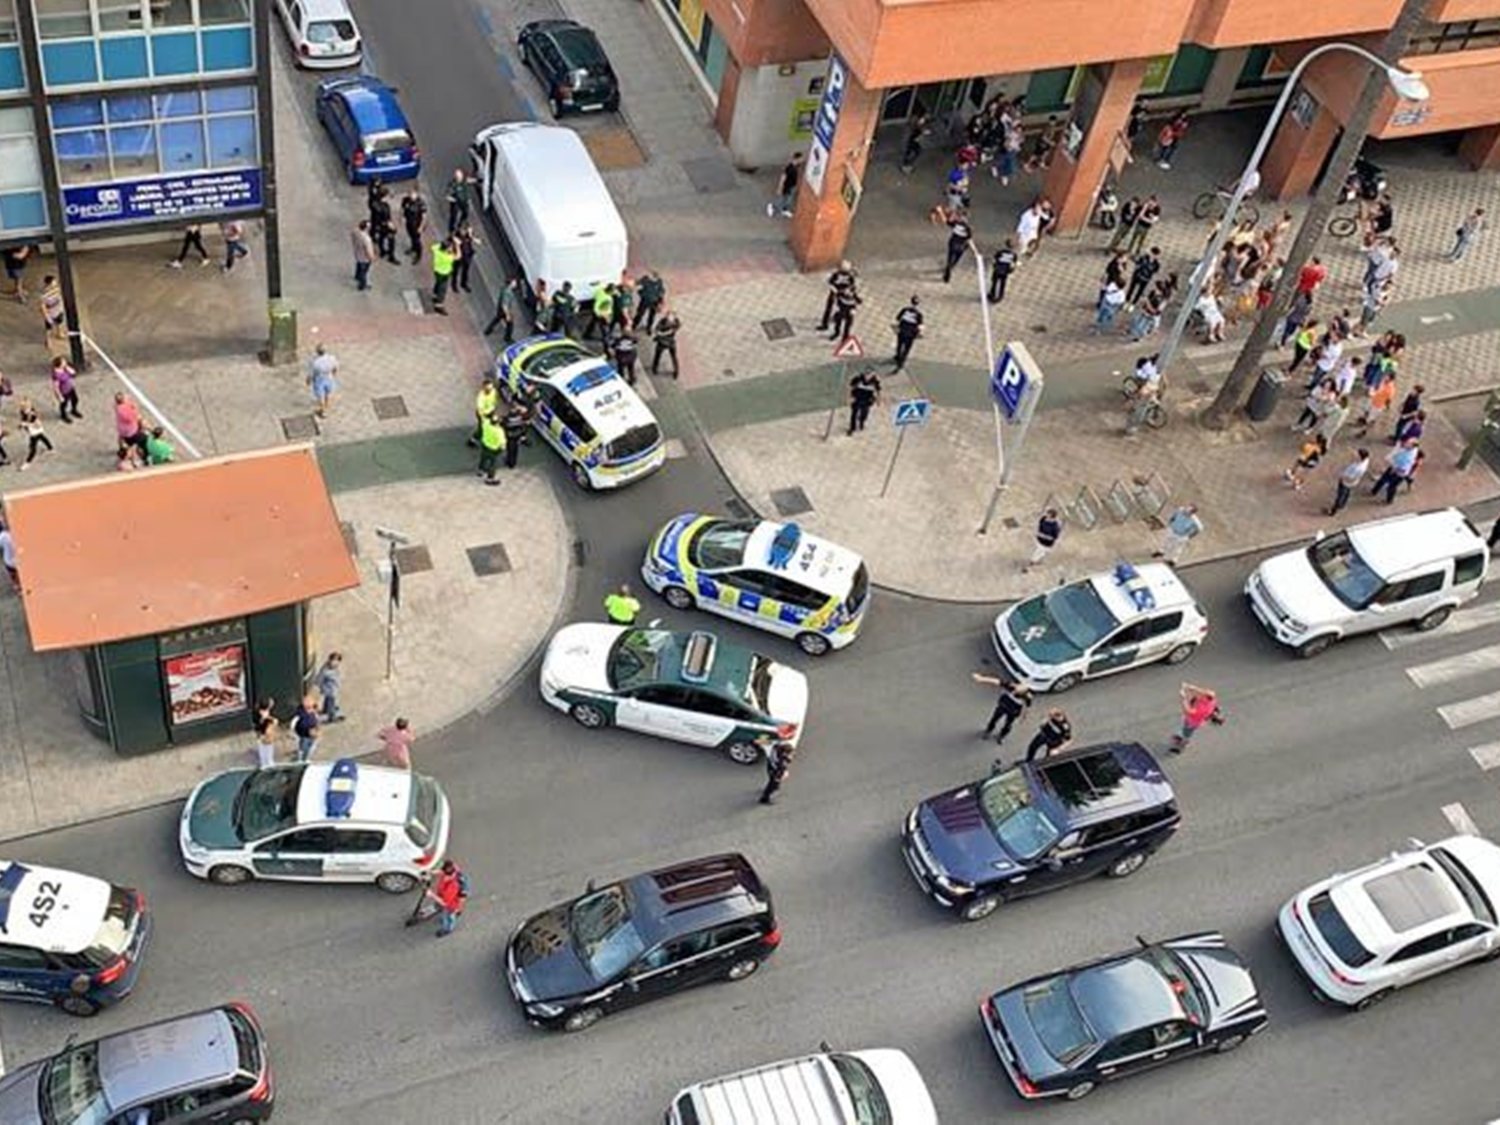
972 671 1033 745
758 740 795 805
818 261 857 332
469 376 498 448
501 401 530 469
604 583 640 625
828 284 860 343
942 212 974 283
893 296 923 370
549 282 577 338
400 188 427 262
613 331 639 385
476 410 505 486
847 366 880 435
1024 709 1072 763
652 309 681 377
369 185 398 264
989 239 1018 303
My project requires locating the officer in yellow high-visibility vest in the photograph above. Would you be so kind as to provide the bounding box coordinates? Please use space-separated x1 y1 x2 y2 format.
477 411 506 486
431 237 457 315
470 377 498 448
604 583 640 625
586 283 615 341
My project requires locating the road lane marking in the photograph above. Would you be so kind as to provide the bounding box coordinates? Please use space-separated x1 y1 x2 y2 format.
1438 691 1500 730
1443 802 1480 836
1418 312 1455 325
1469 742 1500 771
1381 601 1500 649
1405 643 1500 688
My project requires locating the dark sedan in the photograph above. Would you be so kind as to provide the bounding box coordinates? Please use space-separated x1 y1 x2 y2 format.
518 18 620 116
981 933 1267 1101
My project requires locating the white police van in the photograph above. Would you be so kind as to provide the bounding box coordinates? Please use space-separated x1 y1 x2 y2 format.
179 759 450 893
992 562 1208 692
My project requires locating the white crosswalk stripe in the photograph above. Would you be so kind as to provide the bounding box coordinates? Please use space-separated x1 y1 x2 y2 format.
1469 742 1500 771
1396 599 1500 769
1382 600 1500 650
1405 643 1500 688
1440 692 1500 731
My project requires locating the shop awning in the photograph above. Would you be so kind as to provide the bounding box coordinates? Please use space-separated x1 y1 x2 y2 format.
3 445 361 652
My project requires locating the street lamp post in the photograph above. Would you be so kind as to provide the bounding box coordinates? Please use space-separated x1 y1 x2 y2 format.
1153 43 1429 384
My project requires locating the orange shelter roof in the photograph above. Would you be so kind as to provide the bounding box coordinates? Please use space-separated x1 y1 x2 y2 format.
3 445 360 652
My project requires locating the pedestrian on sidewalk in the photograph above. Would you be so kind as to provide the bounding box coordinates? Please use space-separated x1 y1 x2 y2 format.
453 223 479 294
1024 709 1072 763
292 694 321 763
1317 394 1352 445
652 310 681 377
1128 283 1168 341
370 185 398 264
114 391 150 463
39 275 65 345
430 237 456 315
585 283 616 341
819 262 857 331
1394 408 1425 446
1358 281 1390 337
315 651 345 722
988 240 1018 303
1153 504 1202 565
892 297 923 370
351 220 376 291
483 277 522 342
941 212 973 283
50 356 81 424
168 223 210 268
605 583 641 624
549 281 577 337
974 672 1032 745
1328 448 1371 515
1370 439 1421 504
1391 383 1425 443
144 426 175 466
1168 683 1221 754
1015 199 1044 258
2 243 32 302
1446 206 1485 263
1283 433 1326 492
1278 290 1312 348
1194 290 1225 344
0 523 17 589
307 343 339 418
1109 195 1142 253
827 283 860 343
378 717 414 769
476 409 505 485
612 275 634 334
768 153 803 217
899 115 930 174
444 169 470 235
1295 256 1328 302
502 400 530 469
401 188 427 262
634 270 665 332
17 399 51 471
1125 247 1161 307
1354 368 1396 436
469 377 498 448
1094 279 1126 332
613 330 639 385
1153 112 1189 170
220 220 249 272
847 366 880 435
119 442 144 474
418 860 468 937
758 740 795 805
1288 319 1320 373
1021 508 1062 574
252 706 279 769
1126 196 1160 256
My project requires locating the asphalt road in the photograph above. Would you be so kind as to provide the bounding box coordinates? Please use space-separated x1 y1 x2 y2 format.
5 6 1500 1124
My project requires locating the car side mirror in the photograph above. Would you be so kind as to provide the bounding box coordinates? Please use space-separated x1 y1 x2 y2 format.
1045 857 1063 871
818 1039 833 1053
626 977 640 992
1314 529 1326 543
585 878 596 893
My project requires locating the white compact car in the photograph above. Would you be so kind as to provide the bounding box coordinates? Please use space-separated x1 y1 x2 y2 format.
1278 834 1500 1009
179 760 449 892
275 0 362 68
992 562 1207 692
666 1047 937 1125
1246 508 1489 658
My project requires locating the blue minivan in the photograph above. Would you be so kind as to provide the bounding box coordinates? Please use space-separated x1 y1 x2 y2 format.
315 75 421 184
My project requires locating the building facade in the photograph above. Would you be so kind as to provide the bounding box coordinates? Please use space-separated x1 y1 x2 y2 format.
662 0 1500 268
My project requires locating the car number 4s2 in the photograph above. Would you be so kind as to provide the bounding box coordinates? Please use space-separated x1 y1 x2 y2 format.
28 879 62 929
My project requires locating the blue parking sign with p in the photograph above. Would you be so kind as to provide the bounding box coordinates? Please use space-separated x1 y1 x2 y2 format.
991 347 1028 420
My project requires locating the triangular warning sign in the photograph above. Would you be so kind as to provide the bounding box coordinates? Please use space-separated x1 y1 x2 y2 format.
831 335 864 359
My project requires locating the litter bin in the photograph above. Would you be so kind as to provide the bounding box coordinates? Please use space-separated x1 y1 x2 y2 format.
1246 367 1285 422
267 298 298 367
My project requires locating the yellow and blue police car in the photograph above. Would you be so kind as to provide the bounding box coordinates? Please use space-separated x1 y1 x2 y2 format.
497 334 665 489
641 515 870 655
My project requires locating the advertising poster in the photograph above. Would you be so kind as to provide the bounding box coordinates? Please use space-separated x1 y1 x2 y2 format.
164 645 247 725
63 169 262 229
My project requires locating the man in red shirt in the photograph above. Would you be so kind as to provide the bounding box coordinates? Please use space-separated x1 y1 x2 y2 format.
423 860 467 937
1295 256 1328 297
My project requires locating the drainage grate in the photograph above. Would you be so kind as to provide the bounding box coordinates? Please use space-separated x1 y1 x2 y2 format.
340 521 359 557
770 486 813 518
760 318 794 342
392 545 433 574
466 542 512 577
372 395 409 420
281 414 319 440
680 155 738 194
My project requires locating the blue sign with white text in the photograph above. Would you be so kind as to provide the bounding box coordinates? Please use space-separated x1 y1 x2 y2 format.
63 169 262 229
991 347 1029 421
893 398 931 427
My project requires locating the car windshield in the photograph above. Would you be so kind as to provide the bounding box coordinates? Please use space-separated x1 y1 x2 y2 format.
977 768 1061 860
307 18 355 43
1307 532 1384 609
406 775 441 848
42 1043 110 1125
569 884 646 981
1022 977 1097 1066
1308 891 1376 966
607 629 675 692
747 655 774 714
1432 848 1497 925
1009 584 1118 663
1143 947 1207 1026
689 520 755 569
605 423 661 464
829 1054 892 1125
523 343 592 378
232 768 302 842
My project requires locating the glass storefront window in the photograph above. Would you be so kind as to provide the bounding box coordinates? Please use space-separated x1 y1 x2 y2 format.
106 93 152 121
109 123 156 175
36 0 93 38
0 121 43 192
152 0 195 27
56 126 110 182
207 112 253 166
159 117 203 170
97 0 147 33
205 84 252 112
199 0 250 24
154 88 201 116
52 97 106 128
52 84 255 186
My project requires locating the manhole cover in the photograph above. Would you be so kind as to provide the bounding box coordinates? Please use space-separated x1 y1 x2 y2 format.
770 486 813 518
340 521 359 557
680 155 738 194
466 542 512 577
581 127 646 170
761 318 794 342
281 414 319 440
372 395 409 420
392 545 433 574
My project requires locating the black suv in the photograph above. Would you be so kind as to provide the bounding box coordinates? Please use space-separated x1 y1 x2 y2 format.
504 853 779 1032
518 18 620 116
901 741 1179 921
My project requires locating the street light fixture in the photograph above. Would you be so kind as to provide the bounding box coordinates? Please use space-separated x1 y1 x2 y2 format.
1153 43 1428 381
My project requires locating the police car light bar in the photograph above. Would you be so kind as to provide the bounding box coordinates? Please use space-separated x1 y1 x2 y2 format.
768 523 802 570
1112 562 1157 611
325 758 359 819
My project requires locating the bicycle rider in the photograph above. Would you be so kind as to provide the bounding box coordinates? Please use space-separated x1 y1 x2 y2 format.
1125 354 1164 434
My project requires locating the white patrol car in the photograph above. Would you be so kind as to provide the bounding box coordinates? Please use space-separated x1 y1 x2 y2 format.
497 334 665 490
992 562 1208 692
179 759 450 893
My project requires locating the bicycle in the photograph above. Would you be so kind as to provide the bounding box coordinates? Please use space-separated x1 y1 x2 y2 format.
1191 188 1259 228
1120 375 1168 430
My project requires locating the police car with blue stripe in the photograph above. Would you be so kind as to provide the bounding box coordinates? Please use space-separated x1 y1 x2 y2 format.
641 515 870 656
497 334 664 490
992 562 1208 692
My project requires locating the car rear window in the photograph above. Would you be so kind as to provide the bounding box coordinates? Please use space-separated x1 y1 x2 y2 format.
1022 977 1096 1065
307 18 356 43
1308 891 1376 967
364 129 413 154
406 776 440 848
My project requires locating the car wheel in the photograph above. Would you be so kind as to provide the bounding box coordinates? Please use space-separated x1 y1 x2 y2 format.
1415 606 1452 632
208 864 252 886
549 94 565 118
1163 641 1197 666
570 702 608 729
725 958 760 981
1049 672 1081 693
376 871 419 894
1214 1033 1246 1053
1295 634 1335 659
960 894 1001 922
1353 988 1392 1012
724 741 763 766
56 994 99 1017
796 631 832 657
563 1006 602 1032
570 462 593 490
1106 851 1147 879
1065 1081 1095 1101
662 584 694 610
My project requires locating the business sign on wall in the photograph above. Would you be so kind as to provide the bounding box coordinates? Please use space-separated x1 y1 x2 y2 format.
804 53 848 197
63 169 262 229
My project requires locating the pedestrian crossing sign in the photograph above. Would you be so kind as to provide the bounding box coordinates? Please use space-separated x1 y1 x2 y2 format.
893 398 931 426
